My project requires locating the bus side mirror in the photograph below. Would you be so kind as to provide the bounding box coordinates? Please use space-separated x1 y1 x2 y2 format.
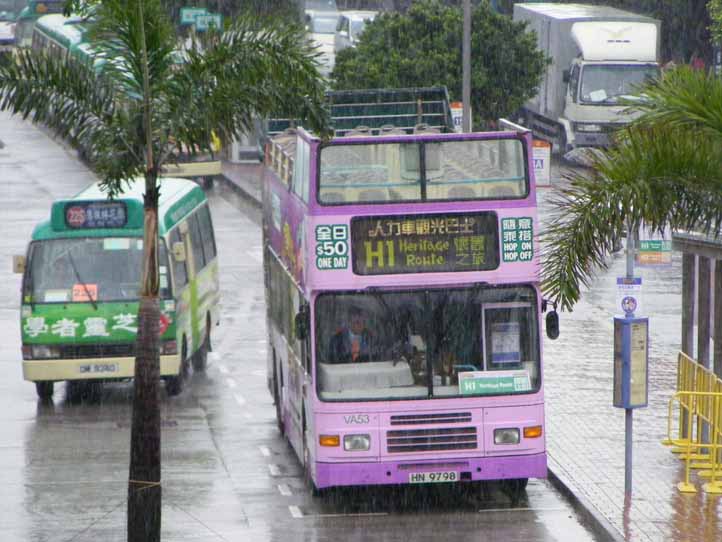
13 255 25 274
295 308 309 341
563 69 570 83
546 310 560 340
172 242 186 262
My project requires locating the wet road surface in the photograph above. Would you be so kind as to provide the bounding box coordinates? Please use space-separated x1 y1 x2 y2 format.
0 112 603 541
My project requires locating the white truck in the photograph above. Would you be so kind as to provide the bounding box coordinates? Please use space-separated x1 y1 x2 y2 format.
513 3 661 153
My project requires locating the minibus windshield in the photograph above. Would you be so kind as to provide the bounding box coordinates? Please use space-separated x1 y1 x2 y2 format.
26 237 171 303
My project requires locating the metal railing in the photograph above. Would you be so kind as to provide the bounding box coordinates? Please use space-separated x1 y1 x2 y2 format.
663 352 722 494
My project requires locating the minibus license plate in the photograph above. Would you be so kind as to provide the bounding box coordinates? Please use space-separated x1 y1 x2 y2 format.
409 471 458 484
79 363 119 374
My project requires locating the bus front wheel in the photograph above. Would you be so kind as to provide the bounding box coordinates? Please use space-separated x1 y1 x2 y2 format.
502 478 528 503
303 419 322 497
35 381 54 401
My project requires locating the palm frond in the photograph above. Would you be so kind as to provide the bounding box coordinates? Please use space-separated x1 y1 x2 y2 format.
0 49 145 195
168 13 331 153
542 124 722 310
631 66 722 140
86 0 177 101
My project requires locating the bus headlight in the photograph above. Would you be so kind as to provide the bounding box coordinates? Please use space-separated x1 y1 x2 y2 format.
31 345 61 359
344 434 371 451
494 428 520 445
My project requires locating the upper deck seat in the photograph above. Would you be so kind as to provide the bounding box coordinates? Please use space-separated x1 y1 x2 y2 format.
488 186 517 197
447 186 477 199
358 189 387 202
322 191 346 203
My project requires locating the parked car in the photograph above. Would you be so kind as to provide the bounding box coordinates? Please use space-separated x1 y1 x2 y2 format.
334 10 377 53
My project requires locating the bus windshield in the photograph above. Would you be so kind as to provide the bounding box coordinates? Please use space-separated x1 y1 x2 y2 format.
27 237 171 303
319 138 527 204
315 285 539 401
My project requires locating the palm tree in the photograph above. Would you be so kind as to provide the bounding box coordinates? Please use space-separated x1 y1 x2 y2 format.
0 1 329 540
542 66 722 311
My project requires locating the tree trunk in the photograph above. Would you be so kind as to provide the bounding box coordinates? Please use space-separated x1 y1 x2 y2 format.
128 183 161 542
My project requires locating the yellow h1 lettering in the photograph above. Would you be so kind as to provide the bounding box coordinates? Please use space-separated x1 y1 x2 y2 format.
364 240 395 269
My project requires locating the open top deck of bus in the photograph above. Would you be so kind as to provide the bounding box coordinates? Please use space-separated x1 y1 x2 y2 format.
32 177 206 241
266 127 534 209
263 126 538 293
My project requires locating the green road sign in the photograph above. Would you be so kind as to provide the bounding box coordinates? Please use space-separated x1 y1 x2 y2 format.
195 13 222 32
180 7 207 25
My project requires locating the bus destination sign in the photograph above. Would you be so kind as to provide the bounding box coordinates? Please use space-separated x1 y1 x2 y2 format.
351 212 499 275
65 201 128 229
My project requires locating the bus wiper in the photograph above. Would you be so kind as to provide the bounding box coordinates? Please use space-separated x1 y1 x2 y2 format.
67 251 98 310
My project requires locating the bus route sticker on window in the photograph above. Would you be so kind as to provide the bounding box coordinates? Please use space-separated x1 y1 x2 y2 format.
501 217 533 263
458 370 531 396
316 224 349 270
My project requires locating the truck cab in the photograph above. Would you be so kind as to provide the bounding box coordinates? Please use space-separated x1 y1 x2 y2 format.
560 21 660 150
513 3 661 155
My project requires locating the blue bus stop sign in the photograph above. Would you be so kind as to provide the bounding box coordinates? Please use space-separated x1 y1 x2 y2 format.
613 317 649 409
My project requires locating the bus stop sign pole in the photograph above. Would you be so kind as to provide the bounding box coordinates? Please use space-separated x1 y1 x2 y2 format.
614 228 649 497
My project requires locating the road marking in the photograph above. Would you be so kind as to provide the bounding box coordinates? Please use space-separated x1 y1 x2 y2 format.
259 445 271 457
268 464 281 477
252 369 266 377
234 393 246 406
226 378 237 389
477 507 566 514
278 484 292 496
289 505 303 518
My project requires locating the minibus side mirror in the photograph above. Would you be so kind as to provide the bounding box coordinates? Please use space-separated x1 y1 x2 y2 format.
562 69 570 83
546 310 560 340
13 255 26 274
172 242 186 262
295 308 309 341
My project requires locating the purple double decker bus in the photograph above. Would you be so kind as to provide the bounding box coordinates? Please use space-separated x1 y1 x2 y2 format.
262 123 550 495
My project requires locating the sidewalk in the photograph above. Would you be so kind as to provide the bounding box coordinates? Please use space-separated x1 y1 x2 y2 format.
220 158 722 542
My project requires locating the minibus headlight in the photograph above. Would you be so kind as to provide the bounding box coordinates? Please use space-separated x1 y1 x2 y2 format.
343 434 371 451
32 345 60 359
494 428 520 445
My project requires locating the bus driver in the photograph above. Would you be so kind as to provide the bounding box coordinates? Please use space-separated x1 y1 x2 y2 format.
328 306 377 364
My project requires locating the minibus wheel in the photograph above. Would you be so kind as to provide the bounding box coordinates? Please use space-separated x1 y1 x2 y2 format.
192 316 211 371
35 381 54 401
166 339 188 396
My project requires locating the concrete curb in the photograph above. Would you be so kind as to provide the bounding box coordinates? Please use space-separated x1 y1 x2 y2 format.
218 166 624 542
547 459 624 542
216 172 262 209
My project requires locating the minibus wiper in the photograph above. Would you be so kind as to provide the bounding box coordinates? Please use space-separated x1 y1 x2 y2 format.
67 251 98 310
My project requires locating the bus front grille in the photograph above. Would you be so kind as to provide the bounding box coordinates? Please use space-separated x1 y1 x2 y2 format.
387 427 477 453
390 412 472 425
59 343 135 359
